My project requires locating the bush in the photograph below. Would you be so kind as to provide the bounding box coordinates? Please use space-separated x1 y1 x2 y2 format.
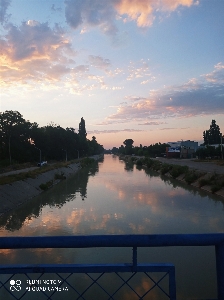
54 172 66 180
198 178 210 187
39 180 53 190
146 159 154 168
136 159 143 166
184 172 198 184
152 160 161 171
80 157 95 167
170 165 188 178
211 184 222 193
160 163 171 175
210 172 217 181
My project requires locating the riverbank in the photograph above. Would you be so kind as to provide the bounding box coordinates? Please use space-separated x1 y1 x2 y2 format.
120 155 224 199
0 155 103 216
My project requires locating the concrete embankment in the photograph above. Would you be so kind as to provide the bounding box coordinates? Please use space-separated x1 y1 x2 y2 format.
0 155 102 216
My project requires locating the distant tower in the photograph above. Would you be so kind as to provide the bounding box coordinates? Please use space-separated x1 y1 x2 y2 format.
78 117 87 139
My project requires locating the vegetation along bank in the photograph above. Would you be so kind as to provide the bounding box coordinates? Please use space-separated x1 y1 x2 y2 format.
121 155 224 199
0 156 102 216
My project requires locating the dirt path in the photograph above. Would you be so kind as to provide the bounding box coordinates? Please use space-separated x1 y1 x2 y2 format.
154 158 224 175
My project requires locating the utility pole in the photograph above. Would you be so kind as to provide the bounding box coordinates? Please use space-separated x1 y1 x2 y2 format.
35 147 41 166
8 134 12 165
62 149 67 162
75 149 79 159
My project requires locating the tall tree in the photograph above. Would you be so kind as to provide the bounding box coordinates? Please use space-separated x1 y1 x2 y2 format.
123 139 134 155
203 120 221 145
0 111 33 163
78 117 87 139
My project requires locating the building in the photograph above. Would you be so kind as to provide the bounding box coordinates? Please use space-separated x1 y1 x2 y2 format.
166 140 198 159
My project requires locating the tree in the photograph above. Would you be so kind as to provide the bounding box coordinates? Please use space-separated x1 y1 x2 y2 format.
0 111 33 163
0 111 104 165
203 120 221 145
78 117 87 139
123 139 134 155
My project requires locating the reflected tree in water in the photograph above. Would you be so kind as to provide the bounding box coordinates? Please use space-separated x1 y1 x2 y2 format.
0 161 100 231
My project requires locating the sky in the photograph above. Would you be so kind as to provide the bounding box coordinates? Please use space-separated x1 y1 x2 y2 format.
0 0 224 149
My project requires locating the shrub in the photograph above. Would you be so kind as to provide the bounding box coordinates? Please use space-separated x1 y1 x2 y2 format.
54 172 66 180
210 172 217 181
136 159 143 166
80 157 95 167
146 159 154 168
198 178 210 187
160 163 171 175
152 160 161 171
184 172 198 184
211 184 222 193
39 180 53 190
170 165 188 178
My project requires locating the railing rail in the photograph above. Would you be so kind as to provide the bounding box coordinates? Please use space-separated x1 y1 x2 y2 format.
0 233 224 299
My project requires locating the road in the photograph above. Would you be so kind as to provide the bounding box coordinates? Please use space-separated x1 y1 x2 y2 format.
154 157 224 175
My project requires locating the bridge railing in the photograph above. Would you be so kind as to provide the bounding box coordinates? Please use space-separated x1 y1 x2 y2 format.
0 233 223 299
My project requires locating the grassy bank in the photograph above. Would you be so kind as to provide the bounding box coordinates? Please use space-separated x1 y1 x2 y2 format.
121 155 224 195
0 157 95 186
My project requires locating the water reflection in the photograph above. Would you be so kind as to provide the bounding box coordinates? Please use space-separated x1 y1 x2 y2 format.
0 160 100 232
124 161 134 172
0 155 223 299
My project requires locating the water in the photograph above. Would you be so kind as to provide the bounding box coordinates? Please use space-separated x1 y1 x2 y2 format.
0 154 224 299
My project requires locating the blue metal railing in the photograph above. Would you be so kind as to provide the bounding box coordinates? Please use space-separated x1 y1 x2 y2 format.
0 233 223 299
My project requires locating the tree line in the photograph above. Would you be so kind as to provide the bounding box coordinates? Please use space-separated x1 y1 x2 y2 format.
0 111 104 166
106 120 223 159
105 139 169 157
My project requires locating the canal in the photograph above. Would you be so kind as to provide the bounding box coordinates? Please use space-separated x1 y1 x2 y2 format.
0 154 224 299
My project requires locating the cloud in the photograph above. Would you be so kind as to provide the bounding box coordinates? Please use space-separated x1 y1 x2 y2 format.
159 127 190 130
88 55 111 70
127 60 152 81
202 62 224 84
138 121 167 125
64 0 198 35
65 0 118 35
51 4 62 12
105 63 224 122
88 128 144 134
0 21 76 85
0 0 11 24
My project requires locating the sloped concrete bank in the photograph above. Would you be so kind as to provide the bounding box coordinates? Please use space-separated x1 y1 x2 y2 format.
0 155 102 216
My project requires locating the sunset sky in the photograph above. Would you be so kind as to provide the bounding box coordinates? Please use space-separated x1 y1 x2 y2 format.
1 0 224 149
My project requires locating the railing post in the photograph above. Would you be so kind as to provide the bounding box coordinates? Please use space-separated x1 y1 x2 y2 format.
169 267 176 300
215 243 224 299
132 246 137 272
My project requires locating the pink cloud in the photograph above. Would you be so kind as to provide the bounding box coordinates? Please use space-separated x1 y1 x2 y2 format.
64 0 199 34
104 63 224 123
